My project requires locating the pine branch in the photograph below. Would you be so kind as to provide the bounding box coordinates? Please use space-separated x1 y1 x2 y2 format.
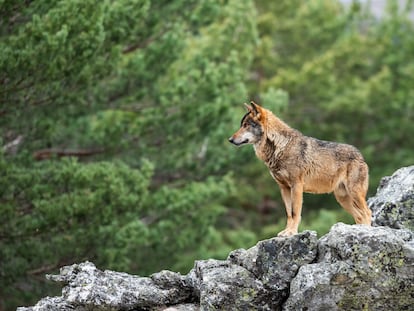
33 148 105 161
122 27 170 54
27 263 61 276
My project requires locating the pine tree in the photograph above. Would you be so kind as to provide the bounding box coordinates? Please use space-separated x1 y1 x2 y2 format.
0 0 257 308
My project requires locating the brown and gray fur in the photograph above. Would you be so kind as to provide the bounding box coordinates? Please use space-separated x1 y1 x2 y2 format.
229 101 372 237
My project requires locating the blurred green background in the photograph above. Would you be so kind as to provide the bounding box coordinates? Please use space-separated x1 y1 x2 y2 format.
1 0 413 309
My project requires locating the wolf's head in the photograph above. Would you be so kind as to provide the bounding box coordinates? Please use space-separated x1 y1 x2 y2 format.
229 101 265 146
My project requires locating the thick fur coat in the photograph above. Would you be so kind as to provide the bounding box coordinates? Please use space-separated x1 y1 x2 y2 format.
229 102 371 236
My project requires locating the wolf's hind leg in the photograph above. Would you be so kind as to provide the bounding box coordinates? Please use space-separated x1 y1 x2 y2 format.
347 190 372 225
334 182 371 225
346 162 372 225
334 187 363 222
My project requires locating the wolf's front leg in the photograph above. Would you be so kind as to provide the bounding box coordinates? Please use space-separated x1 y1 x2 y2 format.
278 182 303 237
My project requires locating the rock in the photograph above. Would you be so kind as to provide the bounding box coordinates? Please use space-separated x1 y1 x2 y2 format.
18 167 414 311
19 233 318 311
369 165 414 230
18 225 414 311
18 261 193 311
16 296 85 311
163 303 199 311
190 259 273 310
228 230 318 308
185 231 318 311
284 223 414 311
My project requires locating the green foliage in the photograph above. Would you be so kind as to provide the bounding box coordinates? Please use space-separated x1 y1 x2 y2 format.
105 175 233 273
0 0 257 309
0 154 232 307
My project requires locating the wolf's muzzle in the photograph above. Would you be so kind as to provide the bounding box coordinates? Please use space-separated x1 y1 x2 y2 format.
228 137 247 146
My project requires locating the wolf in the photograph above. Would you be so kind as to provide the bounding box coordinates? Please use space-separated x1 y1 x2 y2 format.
229 101 372 237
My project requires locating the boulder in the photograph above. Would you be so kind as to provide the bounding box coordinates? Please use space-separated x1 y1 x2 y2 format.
369 165 414 230
189 259 272 310
18 261 193 311
18 232 318 311
228 230 318 308
284 223 414 311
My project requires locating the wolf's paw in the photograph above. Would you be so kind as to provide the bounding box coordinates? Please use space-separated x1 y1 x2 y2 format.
277 228 298 237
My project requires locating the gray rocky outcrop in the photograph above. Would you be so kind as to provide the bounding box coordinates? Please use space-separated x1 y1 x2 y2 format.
18 232 319 311
19 262 194 311
284 223 414 311
18 166 414 311
369 165 414 230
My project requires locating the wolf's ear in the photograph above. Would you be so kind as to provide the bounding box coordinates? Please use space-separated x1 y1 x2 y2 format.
250 101 262 118
244 102 252 112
